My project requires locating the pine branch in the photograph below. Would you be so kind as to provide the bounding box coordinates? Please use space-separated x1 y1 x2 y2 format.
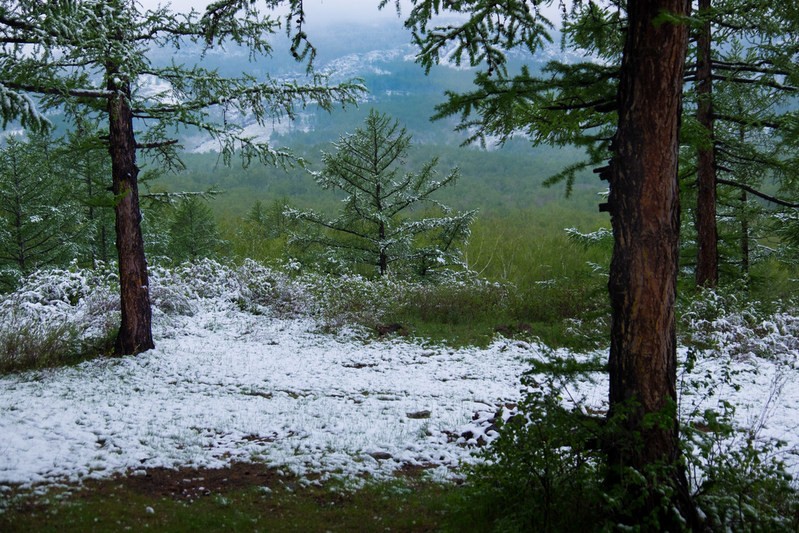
711 59 792 77
717 177 799 208
713 112 783 130
544 97 616 113
136 139 179 150
711 74 798 93
1 81 110 99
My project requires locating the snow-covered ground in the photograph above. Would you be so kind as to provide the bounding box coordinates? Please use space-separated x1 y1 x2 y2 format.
0 288 536 484
0 263 797 492
0 310 533 488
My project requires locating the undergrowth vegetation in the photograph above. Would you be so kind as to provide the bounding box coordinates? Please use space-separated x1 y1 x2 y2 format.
1 257 798 529
0 267 118 372
453 382 799 531
448 284 799 531
2 252 797 373
0 249 609 373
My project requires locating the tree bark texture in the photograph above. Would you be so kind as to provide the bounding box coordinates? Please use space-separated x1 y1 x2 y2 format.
108 72 154 355
737 122 750 276
376 183 388 276
695 0 719 287
740 190 750 274
606 0 693 525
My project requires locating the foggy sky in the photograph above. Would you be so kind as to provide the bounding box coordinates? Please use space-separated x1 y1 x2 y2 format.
141 0 407 24
140 1 561 27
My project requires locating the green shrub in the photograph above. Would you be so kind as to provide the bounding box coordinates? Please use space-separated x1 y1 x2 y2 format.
390 276 509 325
449 364 606 532
688 424 798 530
455 393 798 531
451 322 799 531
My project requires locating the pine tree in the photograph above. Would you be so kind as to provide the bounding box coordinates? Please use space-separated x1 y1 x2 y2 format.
0 134 82 287
0 0 364 354
427 1 799 288
168 196 222 263
246 199 294 240
63 119 116 268
686 0 799 286
226 199 294 262
287 110 475 278
397 0 695 524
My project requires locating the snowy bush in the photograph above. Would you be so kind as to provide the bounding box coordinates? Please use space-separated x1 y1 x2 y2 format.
0 266 118 371
674 289 799 528
0 258 523 369
149 259 247 316
291 269 515 335
392 274 509 325
234 259 311 316
301 272 408 329
148 258 316 319
144 260 301 321
0 260 319 371
681 286 799 363
0 311 80 372
150 259 514 336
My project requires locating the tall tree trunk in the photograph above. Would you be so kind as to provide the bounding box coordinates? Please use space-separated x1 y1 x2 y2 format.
695 0 718 287
376 183 387 276
378 219 387 276
737 122 750 277
606 0 694 526
740 190 750 274
108 72 154 355
85 159 97 268
379 245 388 276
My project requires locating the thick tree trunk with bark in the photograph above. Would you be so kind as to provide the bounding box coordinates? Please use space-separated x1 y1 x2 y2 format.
695 0 719 287
606 0 694 526
108 73 154 355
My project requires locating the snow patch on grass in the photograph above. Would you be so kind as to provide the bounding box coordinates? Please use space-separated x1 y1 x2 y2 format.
0 304 530 487
0 262 797 491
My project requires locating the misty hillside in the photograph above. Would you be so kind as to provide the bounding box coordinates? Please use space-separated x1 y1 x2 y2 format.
139 20 602 220
144 19 577 149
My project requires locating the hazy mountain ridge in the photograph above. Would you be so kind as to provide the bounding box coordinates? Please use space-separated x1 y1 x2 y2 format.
158 21 599 213
12 20 575 150
157 20 575 150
